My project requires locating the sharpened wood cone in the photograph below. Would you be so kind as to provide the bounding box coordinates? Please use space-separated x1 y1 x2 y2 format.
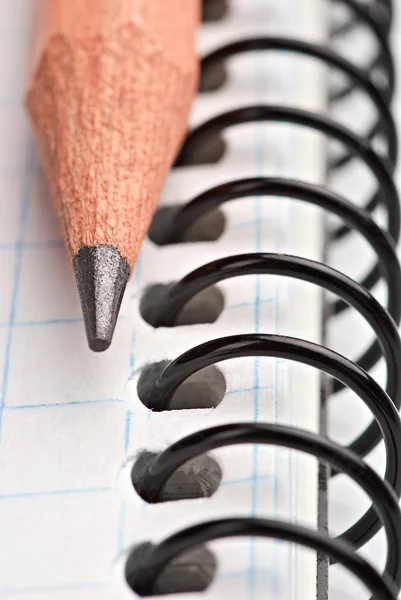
73 245 130 352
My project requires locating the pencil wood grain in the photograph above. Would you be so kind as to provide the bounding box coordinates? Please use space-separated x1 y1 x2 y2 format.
26 0 200 350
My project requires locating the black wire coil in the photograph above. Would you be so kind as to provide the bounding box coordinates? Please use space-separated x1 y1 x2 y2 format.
126 2 401 597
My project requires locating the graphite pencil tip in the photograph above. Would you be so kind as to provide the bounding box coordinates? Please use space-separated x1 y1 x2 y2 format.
73 245 130 352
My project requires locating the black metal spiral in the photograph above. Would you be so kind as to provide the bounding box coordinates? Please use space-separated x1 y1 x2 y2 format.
126 2 401 597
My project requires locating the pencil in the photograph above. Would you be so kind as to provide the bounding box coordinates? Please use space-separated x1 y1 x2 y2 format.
26 0 200 351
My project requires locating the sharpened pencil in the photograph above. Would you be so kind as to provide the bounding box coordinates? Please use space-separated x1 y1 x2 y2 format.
27 0 200 351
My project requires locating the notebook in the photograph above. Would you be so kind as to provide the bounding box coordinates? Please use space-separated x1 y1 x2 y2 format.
0 0 399 599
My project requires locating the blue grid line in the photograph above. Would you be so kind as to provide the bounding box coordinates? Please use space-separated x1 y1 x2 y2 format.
0 139 34 440
5 398 123 410
220 473 273 486
124 411 132 454
129 332 136 371
117 252 141 552
248 213 261 598
0 315 124 328
270 34 288 593
248 6 266 592
0 474 276 503
116 406 132 552
225 384 274 396
225 297 273 310
116 412 133 553
0 487 113 500
124 383 275 397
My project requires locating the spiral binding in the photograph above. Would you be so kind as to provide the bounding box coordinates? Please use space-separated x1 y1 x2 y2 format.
126 1 401 597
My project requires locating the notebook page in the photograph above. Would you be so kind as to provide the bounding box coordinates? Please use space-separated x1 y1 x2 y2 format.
0 1 327 599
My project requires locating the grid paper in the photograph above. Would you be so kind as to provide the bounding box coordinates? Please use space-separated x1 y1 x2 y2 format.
0 1 328 599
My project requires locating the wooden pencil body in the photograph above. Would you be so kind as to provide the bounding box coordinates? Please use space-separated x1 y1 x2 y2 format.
27 0 200 269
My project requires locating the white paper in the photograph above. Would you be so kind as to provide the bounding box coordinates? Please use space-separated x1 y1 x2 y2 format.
0 1 330 599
